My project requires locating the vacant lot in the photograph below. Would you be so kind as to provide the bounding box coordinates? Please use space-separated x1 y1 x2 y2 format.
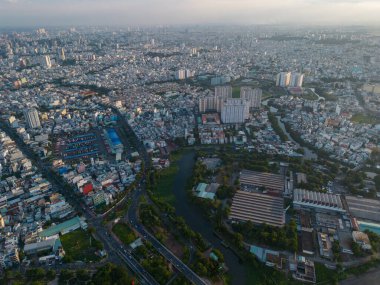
61 230 100 262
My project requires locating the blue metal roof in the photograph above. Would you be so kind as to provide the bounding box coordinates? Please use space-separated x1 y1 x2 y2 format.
107 128 122 146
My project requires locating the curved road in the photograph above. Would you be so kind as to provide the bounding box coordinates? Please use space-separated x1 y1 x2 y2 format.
0 120 158 285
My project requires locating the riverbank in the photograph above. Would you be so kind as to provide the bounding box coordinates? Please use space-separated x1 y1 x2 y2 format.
167 150 302 285
168 151 247 284
275 115 318 160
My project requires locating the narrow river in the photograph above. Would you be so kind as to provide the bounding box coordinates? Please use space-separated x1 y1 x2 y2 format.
170 118 317 284
275 115 318 160
172 151 247 285
263 99 317 161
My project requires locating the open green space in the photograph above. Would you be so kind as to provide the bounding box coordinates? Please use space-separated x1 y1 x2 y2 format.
315 263 340 284
112 222 137 245
105 199 131 222
60 230 101 262
301 91 318 101
232 86 241 98
153 150 188 205
351 113 380 125
262 91 273 100
155 164 179 205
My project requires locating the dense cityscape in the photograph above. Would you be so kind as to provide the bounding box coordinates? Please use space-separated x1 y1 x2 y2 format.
0 23 379 285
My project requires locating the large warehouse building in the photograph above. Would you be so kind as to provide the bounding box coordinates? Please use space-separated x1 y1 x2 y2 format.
346 196 380 222
239 169 285 196
293 189 345 213
229 191 285 227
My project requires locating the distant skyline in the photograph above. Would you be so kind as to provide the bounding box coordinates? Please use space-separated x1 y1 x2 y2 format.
1 0 380 27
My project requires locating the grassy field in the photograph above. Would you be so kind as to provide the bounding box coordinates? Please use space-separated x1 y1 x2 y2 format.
301 91 319 101
351 113 380 125
262 91 273 100
112 222 137 245
155 164 179 205
61 230 100 262
153 150 189 205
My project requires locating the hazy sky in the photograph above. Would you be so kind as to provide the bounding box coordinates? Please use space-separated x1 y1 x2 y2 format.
0 0 380 27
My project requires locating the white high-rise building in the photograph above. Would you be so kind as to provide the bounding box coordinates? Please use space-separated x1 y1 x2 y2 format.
24 108 41 129
215 86 232 99
185 69 195 78
175 69 186 80
199 86 233 113
58 48 65 61
199 97 212 113
240 87 262 108
41 55 52 68
289 73 304 87
221 99 249 124
335 105 341 115
276 72 291 87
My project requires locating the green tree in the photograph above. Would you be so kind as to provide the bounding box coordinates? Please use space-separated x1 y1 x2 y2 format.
26 268 46 281
46 269 56 281
332 240 341 261
59 269 75 284
76 269 90 282
234 233 244 248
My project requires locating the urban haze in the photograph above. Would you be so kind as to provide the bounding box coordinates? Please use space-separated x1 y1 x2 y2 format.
0 1 380 285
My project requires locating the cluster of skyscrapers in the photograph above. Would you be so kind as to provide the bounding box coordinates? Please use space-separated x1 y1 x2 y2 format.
175 69 195 80
199 86 262 124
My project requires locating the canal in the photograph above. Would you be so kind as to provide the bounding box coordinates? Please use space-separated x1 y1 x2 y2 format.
170 118 317 284
172 151 247 285
263 99 317 160
275 115 318 160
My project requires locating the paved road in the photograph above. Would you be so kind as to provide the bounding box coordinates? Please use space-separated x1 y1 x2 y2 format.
92 218 159 285
107 108 208 285
1 111 207 285
127 190 208 285
0 120 158 285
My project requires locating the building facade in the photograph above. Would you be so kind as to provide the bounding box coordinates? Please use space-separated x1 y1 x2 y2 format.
241 87 262 108
24 108 41 129
221 98 249 124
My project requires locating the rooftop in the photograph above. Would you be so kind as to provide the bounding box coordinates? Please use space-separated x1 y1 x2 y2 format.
230 190 284 227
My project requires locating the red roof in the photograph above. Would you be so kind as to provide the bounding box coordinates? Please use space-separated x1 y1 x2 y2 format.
83 183 93 195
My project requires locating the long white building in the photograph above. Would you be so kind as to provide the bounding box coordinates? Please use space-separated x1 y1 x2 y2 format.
293 189 345 213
